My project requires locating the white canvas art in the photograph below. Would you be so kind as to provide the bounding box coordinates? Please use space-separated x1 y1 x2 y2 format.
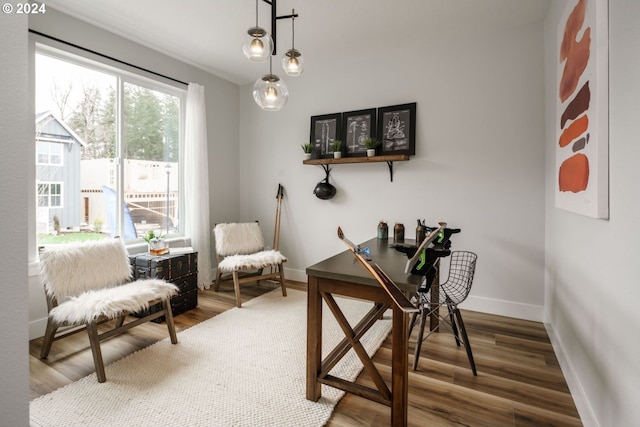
555 0 609 219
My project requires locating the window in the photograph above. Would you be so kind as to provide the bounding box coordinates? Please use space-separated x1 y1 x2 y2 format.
37 182 62 207
35 46 185 246
36 141 63 165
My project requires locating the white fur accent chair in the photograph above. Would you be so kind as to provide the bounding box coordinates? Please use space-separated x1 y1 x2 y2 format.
39 238 179 383
213 222 287 308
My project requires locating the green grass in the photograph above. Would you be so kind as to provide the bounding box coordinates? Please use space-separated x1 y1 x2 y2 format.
38 232 107 244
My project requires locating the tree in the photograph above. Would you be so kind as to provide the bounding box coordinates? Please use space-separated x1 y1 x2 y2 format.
124 85 164 161
64 81 178 163
68 84 116 160
162 95 180 162
98 88 116 158
50 81 73 121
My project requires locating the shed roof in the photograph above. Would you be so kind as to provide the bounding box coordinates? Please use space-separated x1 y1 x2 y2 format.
36 111 86 147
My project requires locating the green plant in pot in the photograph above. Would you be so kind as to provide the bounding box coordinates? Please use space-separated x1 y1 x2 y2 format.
144 230 168 255
331 140 343 158
363 137 380 157
301 142 314 160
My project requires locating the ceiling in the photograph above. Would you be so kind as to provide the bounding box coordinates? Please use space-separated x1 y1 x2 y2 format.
45 0 551 86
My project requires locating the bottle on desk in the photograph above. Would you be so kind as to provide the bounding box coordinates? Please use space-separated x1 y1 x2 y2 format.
377 221 388 240
393 223 405 243
416 220 426 244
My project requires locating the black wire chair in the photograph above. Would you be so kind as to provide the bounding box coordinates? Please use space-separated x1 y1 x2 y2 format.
409 250 478 375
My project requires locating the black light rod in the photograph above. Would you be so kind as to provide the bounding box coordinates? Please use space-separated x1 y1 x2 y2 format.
261 0 299 56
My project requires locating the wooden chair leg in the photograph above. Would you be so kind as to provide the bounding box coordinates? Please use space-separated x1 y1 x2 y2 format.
278 264 287 297
39 318 58 359
86 321 106 383
115 314 126 328
453 307 477 376
447 303 462 347
408 310 418 337
408 294 421 337
162 298 178 344
232 271 242 308
412 304 429 371
213 269 223 291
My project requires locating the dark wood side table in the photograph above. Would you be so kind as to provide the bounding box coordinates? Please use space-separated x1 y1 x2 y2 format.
129 251 198 322
305 237 435 427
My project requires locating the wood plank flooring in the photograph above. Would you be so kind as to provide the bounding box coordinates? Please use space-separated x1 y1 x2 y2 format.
29 280 582 427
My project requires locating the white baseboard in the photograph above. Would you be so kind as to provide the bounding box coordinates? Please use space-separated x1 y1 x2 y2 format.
283 267 308 284
544 314 598 427
461 295 543 322
30 317 47 341
280 269 544 323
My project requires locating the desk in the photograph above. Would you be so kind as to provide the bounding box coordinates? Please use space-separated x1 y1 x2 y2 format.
306 237 436 427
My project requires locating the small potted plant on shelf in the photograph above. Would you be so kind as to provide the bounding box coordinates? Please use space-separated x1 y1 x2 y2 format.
301 142 314 160
331 140 343 159
363 137 380 157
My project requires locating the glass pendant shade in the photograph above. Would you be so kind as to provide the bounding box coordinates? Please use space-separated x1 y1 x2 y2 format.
282 48 304 76
253 73 289 111
241 26 273 62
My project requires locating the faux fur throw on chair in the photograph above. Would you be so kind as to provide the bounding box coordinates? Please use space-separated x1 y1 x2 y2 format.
214 222 266 256
39 239 178 324
218 250 287 272
214 222 287 272
49 278 178 324
40 238 134 299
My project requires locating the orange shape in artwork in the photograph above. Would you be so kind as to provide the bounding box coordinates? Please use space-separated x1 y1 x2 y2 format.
559 153 589 193
558 114 589 147
559 27 591 103
560 0 586 61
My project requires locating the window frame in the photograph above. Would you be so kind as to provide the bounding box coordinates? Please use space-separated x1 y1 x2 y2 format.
33 42 187 253
37 181 63 208
36 141 64 166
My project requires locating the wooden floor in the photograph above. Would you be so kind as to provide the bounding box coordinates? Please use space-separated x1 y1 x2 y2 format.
29 280 582 427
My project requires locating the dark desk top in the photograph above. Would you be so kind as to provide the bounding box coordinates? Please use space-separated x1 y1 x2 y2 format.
306 237 424 293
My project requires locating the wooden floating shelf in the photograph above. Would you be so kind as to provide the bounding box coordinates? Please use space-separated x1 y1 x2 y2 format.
303 154 410 181
302 154 409 165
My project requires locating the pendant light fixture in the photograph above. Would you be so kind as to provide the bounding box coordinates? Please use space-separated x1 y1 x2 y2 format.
282 9 304 76
253 57 289 111
241 0 273 62
242 0 302 110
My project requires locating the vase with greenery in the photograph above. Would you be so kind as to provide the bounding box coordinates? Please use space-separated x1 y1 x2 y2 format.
301 142 314 160
363 137 380 157
144 230 168 255
331 140 343 159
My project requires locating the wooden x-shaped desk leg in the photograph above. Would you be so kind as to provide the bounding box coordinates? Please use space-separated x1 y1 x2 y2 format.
320 291 392 404
306 275 410 427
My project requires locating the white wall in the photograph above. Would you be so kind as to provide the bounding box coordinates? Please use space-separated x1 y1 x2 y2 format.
0 8 30 427
544 0 640 426
239 19 547 321
27 8 242 339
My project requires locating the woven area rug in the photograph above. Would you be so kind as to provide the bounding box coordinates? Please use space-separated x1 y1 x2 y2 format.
30 288 392 427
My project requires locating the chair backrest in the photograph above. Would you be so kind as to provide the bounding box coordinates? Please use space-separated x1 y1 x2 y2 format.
39 238 132 299
441 251 477 304
214 222 265 257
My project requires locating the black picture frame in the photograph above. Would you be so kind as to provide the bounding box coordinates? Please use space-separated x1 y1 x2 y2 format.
377 102 416 155
342 108 377 157
309 113 342 158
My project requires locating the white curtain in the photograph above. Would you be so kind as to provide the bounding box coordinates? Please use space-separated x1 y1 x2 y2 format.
185 83 212 289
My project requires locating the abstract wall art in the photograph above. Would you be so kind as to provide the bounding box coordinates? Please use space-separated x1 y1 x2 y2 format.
555 0 609 218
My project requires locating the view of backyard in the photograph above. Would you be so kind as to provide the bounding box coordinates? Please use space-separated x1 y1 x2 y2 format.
36 50 182 245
